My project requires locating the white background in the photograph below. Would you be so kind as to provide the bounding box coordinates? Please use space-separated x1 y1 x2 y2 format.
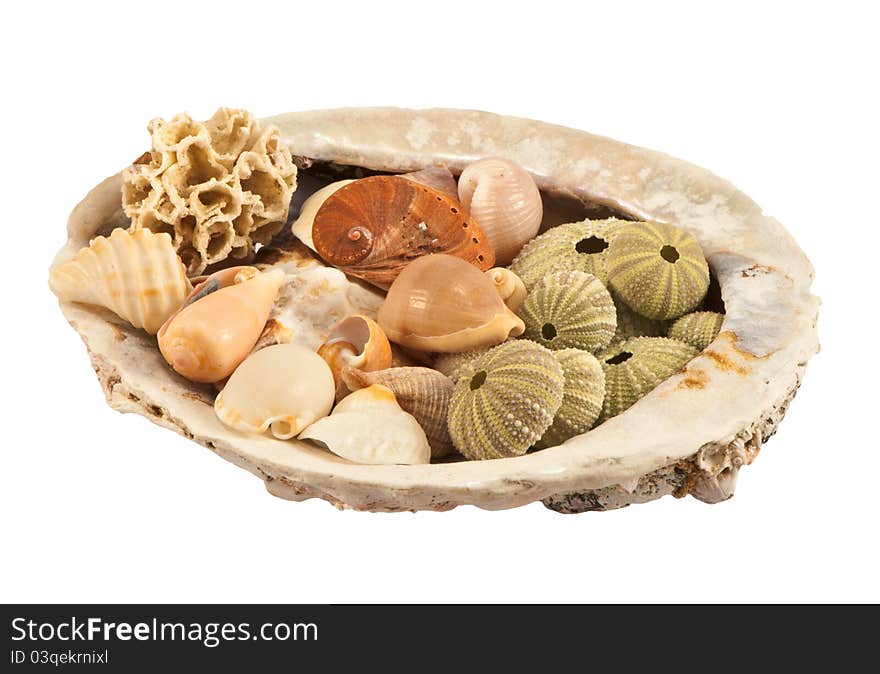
2 1 877 603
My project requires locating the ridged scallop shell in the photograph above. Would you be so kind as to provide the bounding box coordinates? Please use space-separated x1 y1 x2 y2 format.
447 340 564 460
378 254 524 352
486 268 527 312
538 349 605 449
300 385 431 465
214 343 335 439
607 221 710 321
509 218 625 289
458 157 542 266
311 175 495 289
49 228 191 334
668 311 724 351
317 315 392 400
612 293 668 343
518 271 617 352
342 365 455 458
158 268 284 383
598 337 698 421
432 347 494 383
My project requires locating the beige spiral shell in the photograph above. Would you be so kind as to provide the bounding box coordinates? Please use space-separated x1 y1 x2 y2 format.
317 315 393 400
458 157 543 266
49 228 191 334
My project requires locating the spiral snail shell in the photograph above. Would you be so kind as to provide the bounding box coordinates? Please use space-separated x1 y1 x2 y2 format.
311 175 495 289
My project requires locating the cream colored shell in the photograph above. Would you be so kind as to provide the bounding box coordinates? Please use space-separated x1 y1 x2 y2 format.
300 385 431 465
458 157 543 266
486 268 527 312
49 227 191 334
214 343 335 439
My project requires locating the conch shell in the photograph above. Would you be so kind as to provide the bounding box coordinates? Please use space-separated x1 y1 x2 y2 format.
311 175 496 289
486 267 527 312
49 228 191 334
214 343 335 439
458 157 543 266
300 385 431 465
290 179 355 252
158 268 284 382
342 365 455 458
377 254 525 352
317 315 392 400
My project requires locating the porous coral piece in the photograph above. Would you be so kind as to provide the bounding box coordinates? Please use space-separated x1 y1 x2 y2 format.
598 337 698 421
538 349 605 449
606 221 709 321
508 218 625 289
122 108 297 275
518 271 617 353
447 340 564 460
668 311 724 351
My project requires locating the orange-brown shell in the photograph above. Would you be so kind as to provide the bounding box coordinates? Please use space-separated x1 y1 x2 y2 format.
311 175 495 289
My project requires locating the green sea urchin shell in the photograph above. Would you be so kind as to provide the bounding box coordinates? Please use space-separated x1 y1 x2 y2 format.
433 347 494 383
538 349 605 449
668 311 724 351
606 221 710 321
612 293 667 343
598 337 698 421
447 340 564 460
509 218 625 289
518 271 617 352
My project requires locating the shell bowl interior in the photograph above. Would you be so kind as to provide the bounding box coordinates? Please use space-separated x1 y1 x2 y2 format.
50 108 819 513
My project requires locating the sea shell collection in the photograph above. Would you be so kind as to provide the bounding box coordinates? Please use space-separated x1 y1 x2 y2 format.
50 108 727 466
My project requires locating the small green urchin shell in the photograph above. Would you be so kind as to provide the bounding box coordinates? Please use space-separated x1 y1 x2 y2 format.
598 337 698 421
518 271 617 353
433 347 494 383
509 218 625 289
606 221 710 321
447 340 564 460
612 293 667 343
668 311 724 351
537 349 605 449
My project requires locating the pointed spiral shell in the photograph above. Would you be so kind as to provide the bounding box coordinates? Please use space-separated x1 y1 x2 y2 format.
598 337 698 421
668 311 724 351
606 221 710 321
518 271 617 352
509 218 625 289
447 340 564 460
538 349 605 449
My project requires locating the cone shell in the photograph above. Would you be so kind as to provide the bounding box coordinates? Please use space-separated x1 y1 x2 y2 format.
668 311 724 351
311 175 495 289
518 271 617 352
158 268 284 383
49 228 191 334
607 221 710 321
458 157 542 266
447 340 564 460
300 385 431 465
342 366 455 458
214 343 335 439
486 268 527 312
317 315 392 400
509 218 625 289
598 337 698 421
538 349 605 449
290 179 355 252
378 254 525 353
